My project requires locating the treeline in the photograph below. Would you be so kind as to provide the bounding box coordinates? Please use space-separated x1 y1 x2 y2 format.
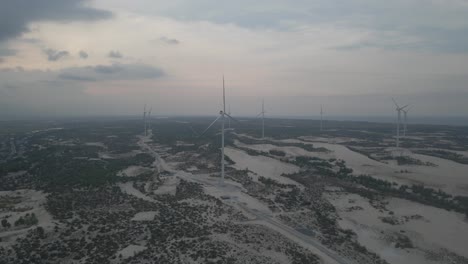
336 164 468 217
415 149 468 165
289 156 468 217
235 135 328 153
1 140 155 190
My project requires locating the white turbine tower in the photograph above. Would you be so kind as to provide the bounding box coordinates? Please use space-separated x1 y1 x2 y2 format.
256 99 266 139
143 104 147 136
199 76 237 186
402 106 411 137
320 104 323 132
392 98 408 148
147 107 152 135
228 104 231 129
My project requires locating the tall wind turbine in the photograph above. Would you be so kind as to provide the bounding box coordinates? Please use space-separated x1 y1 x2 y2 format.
320 104 323 131
228 104 231 129
146 107 152 134
199 76 237 186
402 106 411 137
143 104 147 136
256 99 266 139
392 98 408 148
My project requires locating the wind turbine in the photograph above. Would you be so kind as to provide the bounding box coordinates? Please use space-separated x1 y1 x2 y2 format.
320 104 323 131
256 99 266 139
392 98 408 148
402 106 411 137
146 107 152 135
228 104 231 129
143 104 147 136
199 76 237 186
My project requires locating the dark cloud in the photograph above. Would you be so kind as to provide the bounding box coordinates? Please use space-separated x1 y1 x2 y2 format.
58 73 96 82
108 50 123 59
159 36 180 45
58 63 165 82
78 50 88 59
0 0 112 42
94 64 123 74
43 48 69 61
21 38 42 44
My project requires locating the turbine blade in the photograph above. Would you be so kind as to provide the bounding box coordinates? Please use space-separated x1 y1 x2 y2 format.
199 115 222 137
223 75 226 113
256 112 263 118
187 124 199 137
392 98 400 109
225 113 240 123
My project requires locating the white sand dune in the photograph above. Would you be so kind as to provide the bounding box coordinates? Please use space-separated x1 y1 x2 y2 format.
131 211 158 221
0 189 54 245
259 137 468 196
118 182 156 203
117 244 147 259
117 166 152 177
328 192 468 264
154 176 178 195
224 147 300 186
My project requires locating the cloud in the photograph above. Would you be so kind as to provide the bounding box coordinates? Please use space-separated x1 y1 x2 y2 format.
78 50 88 59
43 48 69 61
0 0 112 43
58 73 96 82
0 46 17 56
108 50 123 59
102 0 468 53
21 38 42 44
58 63 165 82
159 36 180 45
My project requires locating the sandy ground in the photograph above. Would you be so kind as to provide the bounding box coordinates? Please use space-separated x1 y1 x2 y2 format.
224 147 300 186
238 136 468 196
116 244 147 259
117 166 152 177
131 211 158 221
0 189 54 245
153 176 178 196
118 182 157 203
327 191 468 264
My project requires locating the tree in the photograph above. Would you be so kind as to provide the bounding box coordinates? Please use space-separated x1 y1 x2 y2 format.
36 226 45 239
1 219 10 228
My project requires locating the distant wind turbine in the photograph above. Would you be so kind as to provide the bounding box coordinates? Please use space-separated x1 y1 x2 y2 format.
392 98 408 148
256 99 266 139
402 106 411 137
146 107 152 134
320 104 323 132
228 104 231 129
143 104 147 136
199 76 237 186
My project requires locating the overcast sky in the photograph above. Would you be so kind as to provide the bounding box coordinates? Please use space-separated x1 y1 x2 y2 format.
1 0 468 119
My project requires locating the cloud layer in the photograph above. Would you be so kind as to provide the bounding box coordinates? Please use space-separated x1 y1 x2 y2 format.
58 63 165 81
1 0 468 118
0 0 111 42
